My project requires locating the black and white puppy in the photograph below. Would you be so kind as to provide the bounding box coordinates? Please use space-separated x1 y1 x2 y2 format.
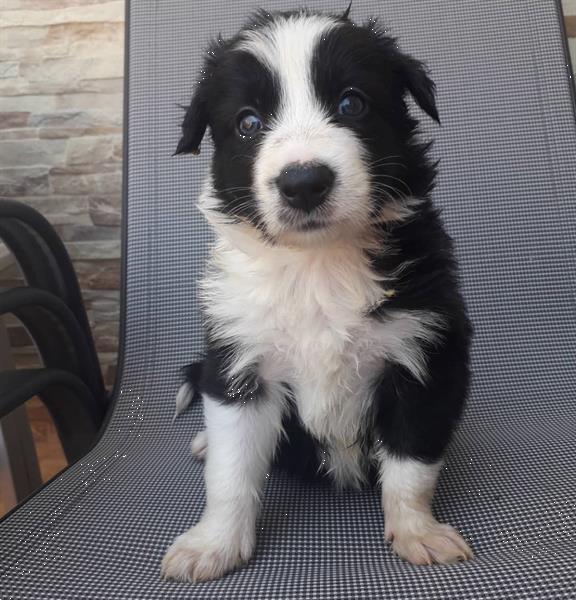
162 8 473 582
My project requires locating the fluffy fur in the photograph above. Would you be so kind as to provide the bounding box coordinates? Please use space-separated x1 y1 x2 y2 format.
162 8 472 582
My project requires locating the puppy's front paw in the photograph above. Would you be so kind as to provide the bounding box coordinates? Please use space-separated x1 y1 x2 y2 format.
387 519 473 566
161 519 254 582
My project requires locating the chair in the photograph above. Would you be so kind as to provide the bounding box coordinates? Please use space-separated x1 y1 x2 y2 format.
2 1 575 597
0 200 108 464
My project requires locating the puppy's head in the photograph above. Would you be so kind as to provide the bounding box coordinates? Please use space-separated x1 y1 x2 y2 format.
177 9 438 245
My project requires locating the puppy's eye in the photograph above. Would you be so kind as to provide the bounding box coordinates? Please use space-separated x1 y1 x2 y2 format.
237 110 263 137
338 90 367 117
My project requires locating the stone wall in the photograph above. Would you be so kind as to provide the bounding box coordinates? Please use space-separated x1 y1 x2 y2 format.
0 2 575 392
0 0 124 388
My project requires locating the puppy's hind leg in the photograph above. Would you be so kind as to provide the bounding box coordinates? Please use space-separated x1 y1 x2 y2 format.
190 430 207 460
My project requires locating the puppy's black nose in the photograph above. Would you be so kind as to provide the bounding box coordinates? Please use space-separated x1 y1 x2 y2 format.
277 163 335 213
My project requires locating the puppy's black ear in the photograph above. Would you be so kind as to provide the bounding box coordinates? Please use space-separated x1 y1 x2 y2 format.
174 89 209 156
396 54 440 124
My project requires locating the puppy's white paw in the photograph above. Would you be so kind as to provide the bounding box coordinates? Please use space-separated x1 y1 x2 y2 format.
190 430 208 460
387 518 473 565
161 519 254 582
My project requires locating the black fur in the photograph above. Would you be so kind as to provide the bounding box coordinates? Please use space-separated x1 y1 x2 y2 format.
193 343 268 405
370 325 470 463
175 29 279 231
311 22 438 220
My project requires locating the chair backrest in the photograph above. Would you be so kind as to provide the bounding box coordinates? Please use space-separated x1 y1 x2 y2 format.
121 0 576 426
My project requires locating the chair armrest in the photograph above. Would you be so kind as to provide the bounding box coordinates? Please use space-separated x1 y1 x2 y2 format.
0 199 104 393
0 287 107 408
0 369 100 462
0 200 105 398
0 200 87 316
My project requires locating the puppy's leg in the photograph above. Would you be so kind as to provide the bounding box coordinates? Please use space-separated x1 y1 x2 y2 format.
373 325 473 565
378 454 472 565
162 390 285 582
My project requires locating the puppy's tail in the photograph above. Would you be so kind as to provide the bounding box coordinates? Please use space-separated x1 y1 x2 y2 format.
174 361 203 421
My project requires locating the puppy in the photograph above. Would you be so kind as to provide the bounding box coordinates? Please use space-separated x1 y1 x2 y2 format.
162 8 473 582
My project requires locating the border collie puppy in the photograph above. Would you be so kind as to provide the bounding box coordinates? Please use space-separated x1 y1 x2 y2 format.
162 8 473 582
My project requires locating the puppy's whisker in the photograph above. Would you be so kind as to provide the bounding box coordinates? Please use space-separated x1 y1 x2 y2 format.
218 186 253 195
372 177 413 197
368 156 406 167
372 180 408 197
225 199 258 217
370 163 408 172
371 183 403 200
377 175 413 196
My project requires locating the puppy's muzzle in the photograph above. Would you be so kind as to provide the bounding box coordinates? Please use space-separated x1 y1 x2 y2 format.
276 162 335 213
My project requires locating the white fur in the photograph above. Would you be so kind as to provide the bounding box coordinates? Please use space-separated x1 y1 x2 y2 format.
378 452 473 565
198 218 444 488
238 14 373 242
162 391 286 582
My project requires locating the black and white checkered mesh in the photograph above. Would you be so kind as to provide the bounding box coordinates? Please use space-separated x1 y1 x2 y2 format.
2 1 576 598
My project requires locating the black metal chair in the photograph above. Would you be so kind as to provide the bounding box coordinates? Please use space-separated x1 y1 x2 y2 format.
0 200 107 461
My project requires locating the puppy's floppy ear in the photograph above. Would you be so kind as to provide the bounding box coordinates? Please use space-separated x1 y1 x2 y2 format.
372 23 440 124
395 54 440 124
174 88 209 156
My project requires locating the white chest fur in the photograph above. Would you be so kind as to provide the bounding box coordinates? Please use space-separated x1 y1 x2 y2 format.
201 225 442 486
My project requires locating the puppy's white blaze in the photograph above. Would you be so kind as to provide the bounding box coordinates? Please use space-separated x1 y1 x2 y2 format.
238 14 337 123
238 15 372 238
